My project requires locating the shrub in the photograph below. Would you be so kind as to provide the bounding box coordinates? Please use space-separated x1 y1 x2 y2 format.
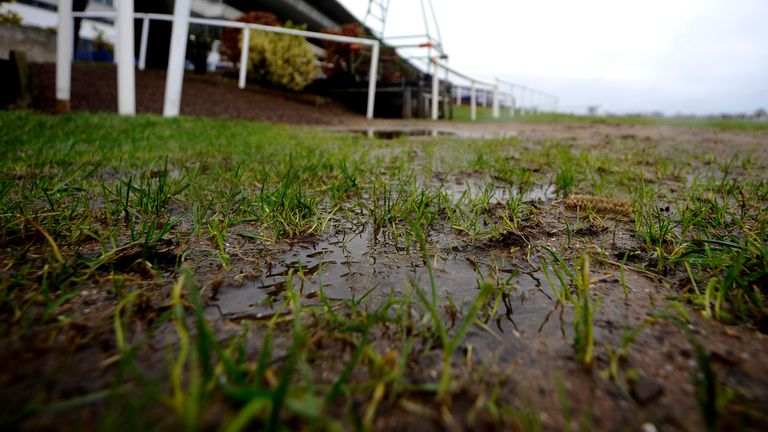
243 22 319 91
220 11 280 62
321 23 368 79
321 23 412 82
221 12 318 91
0 0 22 26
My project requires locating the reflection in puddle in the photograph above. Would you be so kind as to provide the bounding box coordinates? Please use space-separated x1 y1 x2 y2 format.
337 128 519 140
440 177 554 204
213 229 568 343
349 129 456 139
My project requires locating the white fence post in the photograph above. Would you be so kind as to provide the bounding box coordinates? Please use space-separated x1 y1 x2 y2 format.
138 15 149 71
431 59 439 120
238 27 250 90
117 0 135 115
492 80 500 119
470 80 477 121
56 0 73 113
366 41 379 120
456 86 461 106
509 84 515 116
163 0 192 117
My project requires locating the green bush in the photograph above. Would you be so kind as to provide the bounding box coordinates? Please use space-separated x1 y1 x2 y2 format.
241 22 319 91
0 0 22 26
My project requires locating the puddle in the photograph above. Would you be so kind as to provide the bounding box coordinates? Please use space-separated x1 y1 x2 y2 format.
439 175 555 204
212 227 567 343
337 128 519 140
346 128 457 139
213 228 415 318
451 130 520 139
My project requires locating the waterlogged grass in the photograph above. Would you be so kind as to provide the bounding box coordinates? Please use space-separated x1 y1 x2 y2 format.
541 249 600 366
1 111 767 430
509 112 768 131
449 105 768 131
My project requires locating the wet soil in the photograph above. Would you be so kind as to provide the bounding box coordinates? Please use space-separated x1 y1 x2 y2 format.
4 91 768 430
217 201 767 431
29 62 363 125
6 184 767 431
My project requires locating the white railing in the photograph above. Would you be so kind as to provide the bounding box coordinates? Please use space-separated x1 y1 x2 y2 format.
430 58 493 121
496 78 558 115
65 10 381 119
431 58 558 121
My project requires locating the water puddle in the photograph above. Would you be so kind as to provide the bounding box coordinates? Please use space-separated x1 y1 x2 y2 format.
213 228 415 318
212 228 568 343
348 129 456 139
439 175 555 204
336 128 519 140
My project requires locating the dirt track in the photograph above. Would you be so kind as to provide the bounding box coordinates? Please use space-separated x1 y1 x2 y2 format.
6 80 768 430
29 62 363 125
29 63 768 161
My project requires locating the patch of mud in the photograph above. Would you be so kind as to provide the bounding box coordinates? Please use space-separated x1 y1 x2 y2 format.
437 172 555 204
213 229 569 341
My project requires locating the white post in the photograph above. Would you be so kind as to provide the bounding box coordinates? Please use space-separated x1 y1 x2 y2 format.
530 91 535 113
366 41 380 120
56 0 73 113
456 85 461 106
238 27 250 89
117 0 135 115
163 0 192 117
138 15 149 71
509 84 515 116
492 81 500 119
431 59 439 120
470 80 477 121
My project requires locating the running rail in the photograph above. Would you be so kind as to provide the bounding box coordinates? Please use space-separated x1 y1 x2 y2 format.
64 11 381 119
430 58 492 121
430 58 557 121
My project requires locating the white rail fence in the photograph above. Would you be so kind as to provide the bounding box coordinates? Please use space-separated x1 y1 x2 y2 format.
57 7 556 122
431 59 492 121
497 78 559 115
431 58 558 121
60 9 381 119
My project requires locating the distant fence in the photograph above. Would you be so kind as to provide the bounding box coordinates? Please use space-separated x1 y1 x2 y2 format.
431 59 558 121
60 10 555 122
66 11 381 119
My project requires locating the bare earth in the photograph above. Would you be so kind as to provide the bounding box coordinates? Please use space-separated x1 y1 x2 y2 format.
8 63 768 431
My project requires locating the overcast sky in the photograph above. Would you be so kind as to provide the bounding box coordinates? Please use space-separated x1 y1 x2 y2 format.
338 0 767 115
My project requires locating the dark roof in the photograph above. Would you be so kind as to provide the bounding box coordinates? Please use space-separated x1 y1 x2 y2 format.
310 0 360 26
224 0 366 32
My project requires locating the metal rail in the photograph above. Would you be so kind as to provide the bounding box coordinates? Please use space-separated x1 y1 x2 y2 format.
430 59 557 121
67 11 381 119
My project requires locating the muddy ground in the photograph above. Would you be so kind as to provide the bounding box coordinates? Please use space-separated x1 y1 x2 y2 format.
29 63 362 124
2 94 768 430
